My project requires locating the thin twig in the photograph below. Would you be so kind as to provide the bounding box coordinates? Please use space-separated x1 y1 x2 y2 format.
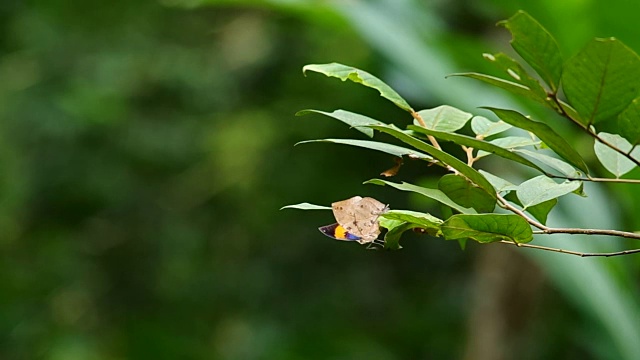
411 111 442 150
462 145 475 166
499 194 640 240
547 174 640 184
551 95 640 168
496 194 546 230
498 240 640 257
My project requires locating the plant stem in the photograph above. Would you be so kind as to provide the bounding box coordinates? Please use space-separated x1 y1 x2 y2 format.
498 240 640 257
547 174 640 184
551 96 640 168
411 110 442 150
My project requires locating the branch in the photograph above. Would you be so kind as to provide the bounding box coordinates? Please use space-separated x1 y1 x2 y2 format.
496 194 546 230
411 110 442 150
499 193 640 241
547 174 640 184
551 96 640 168
498 240 640 257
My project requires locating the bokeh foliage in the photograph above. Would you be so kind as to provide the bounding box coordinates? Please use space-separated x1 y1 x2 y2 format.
2 1 640 359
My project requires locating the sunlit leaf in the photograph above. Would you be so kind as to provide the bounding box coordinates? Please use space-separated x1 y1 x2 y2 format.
471 116 512 138
365 179 476 214
562 38 640 126
618 97 640 146
296 109 384 138
442 214 533 243
381 210 443 228
409 126 545 173
448 72 541 102
415 105 472 132
280 203 331 210
498 10 563 91
303 63 413 112
438 174 496 213
482 52 549 101
475 136 541 159
517 175 581 208
296 139 432 159
486 107 589 173
366 124 497 198
515 149 581 177
479 170 519 193
593 132 640 177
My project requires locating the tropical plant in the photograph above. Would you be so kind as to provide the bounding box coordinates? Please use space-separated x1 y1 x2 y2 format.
284 11 640 257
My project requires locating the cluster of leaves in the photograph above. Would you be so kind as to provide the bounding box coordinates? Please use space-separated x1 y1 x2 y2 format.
285 11 640 252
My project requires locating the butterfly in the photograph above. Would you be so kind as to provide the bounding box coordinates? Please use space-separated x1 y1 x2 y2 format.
318 196 388 244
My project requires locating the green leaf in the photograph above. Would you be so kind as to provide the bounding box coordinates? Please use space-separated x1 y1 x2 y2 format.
448 72 539 102
471 116 512 138
296 139 432 159
379 219 417 250
504 191 557 225
475 136 541 159
280 203 331 210
302 63 413 112
526 198 557 225
498 11 563 91
486 107 589 173
438 174 496 213
516 175 581 208
365 179 476 214
515 149 581 177
415 105 473 132
296 109 384 138
381 210 443 229
593 132 640 177
408 126 545 173
478 170 519 192
366 124 497 198
562 38 640 126
618 97 640 145
442 214 533 243
482 52 549 101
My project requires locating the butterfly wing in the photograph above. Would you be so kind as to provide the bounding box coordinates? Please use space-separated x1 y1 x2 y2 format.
318 223 361 241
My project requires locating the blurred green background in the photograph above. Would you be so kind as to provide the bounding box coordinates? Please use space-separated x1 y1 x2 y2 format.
2 0 640 359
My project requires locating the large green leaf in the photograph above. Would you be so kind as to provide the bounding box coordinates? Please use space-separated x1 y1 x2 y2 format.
593 132 640 177
365 179 476 214
515 149 581 177
498 11 563 92
366 124 497 198
516 175 581 209
303 63 413 112
408 126 545 173
296 109 384 138
280 203 331 210
296 139 431 160
486 107 589 173
438 174 496 213
415 105 472 132
483 52 550 101
618 97 640 146
562 38 640 126
471 116 512 138
441 214 533 243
